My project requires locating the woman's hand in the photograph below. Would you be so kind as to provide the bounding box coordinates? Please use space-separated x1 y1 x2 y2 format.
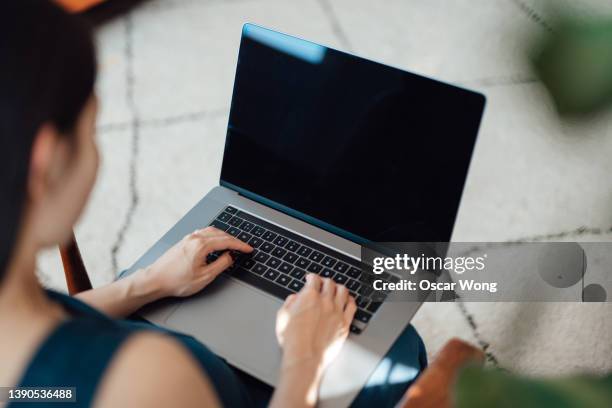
276 274 356 368
271 274 356 407
148 226 253 298
76 226 252 319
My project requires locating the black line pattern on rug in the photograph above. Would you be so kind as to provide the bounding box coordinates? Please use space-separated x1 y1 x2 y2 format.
142 108 228 127
508 225 612 243
110 15 140 275
509 0 554 33
317 0 354 52
97 108 228 134
456 301 500 366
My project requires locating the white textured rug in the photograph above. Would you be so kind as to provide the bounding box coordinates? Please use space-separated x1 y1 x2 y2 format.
38 0 612 375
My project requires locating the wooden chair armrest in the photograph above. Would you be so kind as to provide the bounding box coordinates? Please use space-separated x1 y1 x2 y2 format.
397 338 485 408
59 231 92 295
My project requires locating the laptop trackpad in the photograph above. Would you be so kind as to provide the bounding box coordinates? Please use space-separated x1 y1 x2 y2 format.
164 275 283 385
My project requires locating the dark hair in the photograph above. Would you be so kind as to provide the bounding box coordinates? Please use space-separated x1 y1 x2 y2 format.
0 1 97 280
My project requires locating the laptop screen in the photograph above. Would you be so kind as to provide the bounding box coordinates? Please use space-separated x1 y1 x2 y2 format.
220 24 485 243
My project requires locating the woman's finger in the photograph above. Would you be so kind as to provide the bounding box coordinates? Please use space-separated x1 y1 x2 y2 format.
321 278 336 299
304 273 322 291
344 296 357 325
204 235 253 254
335 284 349 309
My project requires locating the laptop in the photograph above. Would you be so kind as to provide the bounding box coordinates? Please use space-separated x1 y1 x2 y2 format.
123 23 485 407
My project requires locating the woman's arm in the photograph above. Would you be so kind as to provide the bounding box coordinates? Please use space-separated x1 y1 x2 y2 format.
76 227 252 318
75 266 165 318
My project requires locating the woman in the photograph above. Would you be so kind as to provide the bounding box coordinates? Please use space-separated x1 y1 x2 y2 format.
0 2 426 407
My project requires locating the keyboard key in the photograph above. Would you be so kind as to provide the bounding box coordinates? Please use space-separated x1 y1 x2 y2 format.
242 258 255 270
321 256 337 268
355 310 372 323
262 231 277 242
272 247 287 258
260 242 274 253
285 241 300 252
237 232 252 242
350 325 363 334
289 280 304 292
356 296 369 308
358 286 373 297
321 269 334 278
239 221 254 232
297 246 312 257
264 269 280 281
346 279 360 291
210 220 229 231
347 267 361 279
266 257 281 269
367 302 382 313
361 273 376 284
254 252 270 263
290 268 305 279
217 212 232 222
248 237 263 248
309 251 324 262
273 236 288 247
251 226 265 237
307 263 322 273
283 253 298 264
275 274 291 287
278 262 293 274
206 251 220 263
333 274 348 284
228 216 243 227
252 263 267 275
227 226 240 236
296 257 310 269
333 262 348 273
225 206 238 214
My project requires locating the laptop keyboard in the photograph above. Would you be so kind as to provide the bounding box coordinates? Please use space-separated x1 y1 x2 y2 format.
208 206 392 335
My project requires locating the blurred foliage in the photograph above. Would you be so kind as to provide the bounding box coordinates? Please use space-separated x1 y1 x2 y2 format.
455 366 612 408
532 16 612 117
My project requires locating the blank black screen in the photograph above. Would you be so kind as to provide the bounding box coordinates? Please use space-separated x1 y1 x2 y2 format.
221 24 485 242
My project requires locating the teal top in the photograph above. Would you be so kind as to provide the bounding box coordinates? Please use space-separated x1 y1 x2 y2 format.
10 290 252 408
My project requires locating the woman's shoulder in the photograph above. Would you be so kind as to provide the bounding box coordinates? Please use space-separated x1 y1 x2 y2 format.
93 331 221 408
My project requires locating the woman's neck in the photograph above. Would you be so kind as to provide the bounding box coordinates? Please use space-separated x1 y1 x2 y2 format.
0 235 62 319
